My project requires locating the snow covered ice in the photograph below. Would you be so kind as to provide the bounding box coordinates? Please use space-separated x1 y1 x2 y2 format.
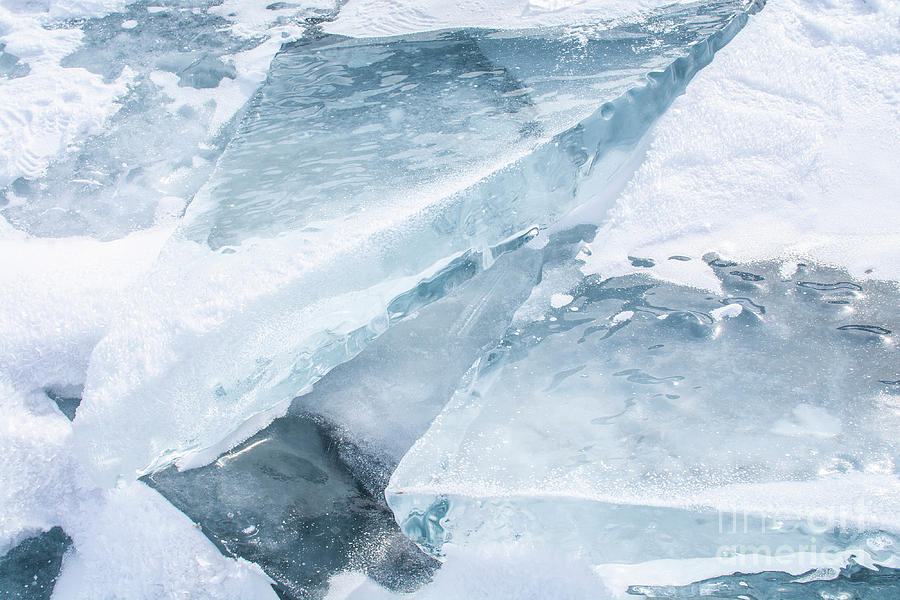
2 0 900 598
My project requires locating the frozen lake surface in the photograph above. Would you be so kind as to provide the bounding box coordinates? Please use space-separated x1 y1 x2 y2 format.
1 0 899 598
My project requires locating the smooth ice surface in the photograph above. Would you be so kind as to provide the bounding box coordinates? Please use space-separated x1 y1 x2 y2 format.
75 0 754 485
147 415 438 599
325 0 707 38
388 251 900 579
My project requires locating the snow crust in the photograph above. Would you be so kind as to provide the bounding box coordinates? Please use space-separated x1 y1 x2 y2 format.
52 482 278 600
0 227 169 391
577 0 900 289
0 377 277 599
0 2 130 188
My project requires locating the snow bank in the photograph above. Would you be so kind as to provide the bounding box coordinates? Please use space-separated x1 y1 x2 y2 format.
576 0 900 289
0 226 169 390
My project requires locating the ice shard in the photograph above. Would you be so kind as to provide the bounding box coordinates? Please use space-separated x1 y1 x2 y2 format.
145 243 540 597
292 246 542 495
387 252 900 576
75 0 757 484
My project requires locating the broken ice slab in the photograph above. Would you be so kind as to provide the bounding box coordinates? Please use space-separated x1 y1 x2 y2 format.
75 1 756 484
291 247 542 496
184 0 751 249
387 257 900 575
145 415 438 600
148 242 538 599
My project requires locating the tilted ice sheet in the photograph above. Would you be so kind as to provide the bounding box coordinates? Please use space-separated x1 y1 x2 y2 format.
290 246 542 496
387 253 900 582
74 0 754 485
137 246 541 600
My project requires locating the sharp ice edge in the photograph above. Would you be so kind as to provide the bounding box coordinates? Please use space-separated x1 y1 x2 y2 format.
73 0 755 485
143 244 541 597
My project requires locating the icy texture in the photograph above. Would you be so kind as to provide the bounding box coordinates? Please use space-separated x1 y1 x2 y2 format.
0 228 168 392
628 563 900 600
1 0 339 239
147 415 438 599
292 247 542 495
388 251 900 576
576 0 900 287
139 242 541 599
0 527 70 600
146 244 541 598
185 1 750 248
75 0 754 484
325 0 710 38
0 41 30 78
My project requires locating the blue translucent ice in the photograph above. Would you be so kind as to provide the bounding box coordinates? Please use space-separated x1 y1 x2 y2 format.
75 0 753 484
